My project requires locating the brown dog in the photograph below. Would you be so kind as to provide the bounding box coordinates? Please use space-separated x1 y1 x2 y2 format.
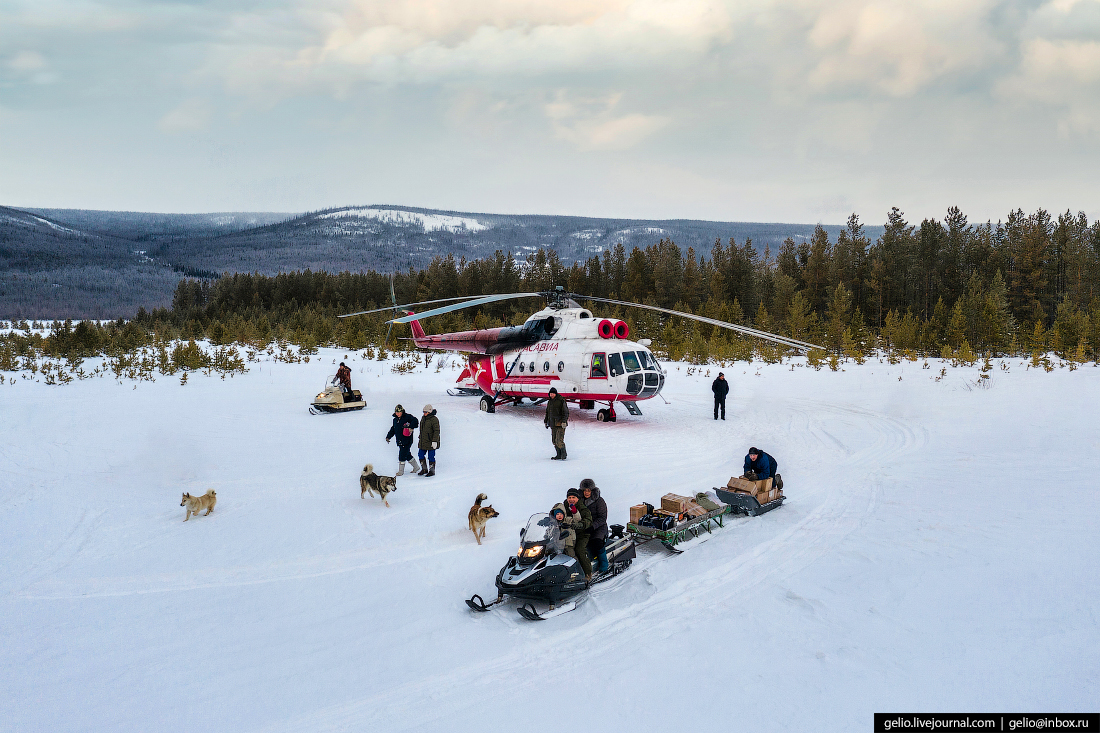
360 464 397 507
180 490 216 521
468 493 499 545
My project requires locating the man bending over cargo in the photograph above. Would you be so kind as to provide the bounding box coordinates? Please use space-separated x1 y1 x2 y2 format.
743 447 783 489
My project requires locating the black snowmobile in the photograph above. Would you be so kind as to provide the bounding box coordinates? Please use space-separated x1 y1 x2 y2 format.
466 512 636 620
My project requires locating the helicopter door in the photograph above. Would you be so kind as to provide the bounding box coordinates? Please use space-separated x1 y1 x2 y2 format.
586 352 607 392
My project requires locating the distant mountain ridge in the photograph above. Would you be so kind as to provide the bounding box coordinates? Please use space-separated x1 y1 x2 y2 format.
3 203 881 318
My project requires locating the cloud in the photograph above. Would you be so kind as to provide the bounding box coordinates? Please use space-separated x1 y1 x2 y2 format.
158 99 213 132
9 51 46 72
545 92 668 150
802 0 1005 96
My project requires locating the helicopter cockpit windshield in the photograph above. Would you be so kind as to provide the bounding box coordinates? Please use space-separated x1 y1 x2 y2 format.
517 513 563 563
604 349 664 396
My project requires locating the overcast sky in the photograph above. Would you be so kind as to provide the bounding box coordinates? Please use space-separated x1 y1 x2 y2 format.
1 0 1098 223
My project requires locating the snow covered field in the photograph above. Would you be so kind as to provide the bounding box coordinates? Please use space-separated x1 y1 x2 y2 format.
2 353 1097 731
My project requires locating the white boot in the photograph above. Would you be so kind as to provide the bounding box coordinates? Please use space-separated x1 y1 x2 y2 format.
408 457 421 474
396 462 405 476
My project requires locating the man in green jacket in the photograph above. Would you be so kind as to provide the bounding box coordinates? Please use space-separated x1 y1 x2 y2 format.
418 404 440 476
544 388 569 460
563 488 593 580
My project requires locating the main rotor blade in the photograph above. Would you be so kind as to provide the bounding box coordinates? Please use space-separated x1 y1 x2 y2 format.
339 296 484 319
387 293 542 324
576 295 824 352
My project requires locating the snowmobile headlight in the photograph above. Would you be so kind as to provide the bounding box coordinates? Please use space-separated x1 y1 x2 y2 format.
521 544 544 558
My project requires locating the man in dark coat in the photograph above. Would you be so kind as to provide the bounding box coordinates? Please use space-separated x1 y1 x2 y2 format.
711 372 729 420
580 478 609 573
544 387 569 460
335 362 353 396
564 488 593 580
417 404 440 477
743 447 778 482
385 405 420 476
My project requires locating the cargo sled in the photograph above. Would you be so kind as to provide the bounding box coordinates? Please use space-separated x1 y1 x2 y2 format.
715 475 785 516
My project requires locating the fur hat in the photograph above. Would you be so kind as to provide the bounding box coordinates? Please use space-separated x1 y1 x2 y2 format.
394 404 404 412
548 387 558 395
579 478 597 491
566 488 583 500
423 404 433 413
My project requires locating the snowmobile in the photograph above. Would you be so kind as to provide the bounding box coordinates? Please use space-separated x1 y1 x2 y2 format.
466 512 636 620
309 375 366 415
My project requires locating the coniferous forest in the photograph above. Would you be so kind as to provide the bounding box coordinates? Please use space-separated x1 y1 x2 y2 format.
3 206 1100 375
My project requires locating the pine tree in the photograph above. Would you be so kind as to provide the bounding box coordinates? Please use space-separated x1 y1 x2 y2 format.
946 301 966 349
825 283 853 352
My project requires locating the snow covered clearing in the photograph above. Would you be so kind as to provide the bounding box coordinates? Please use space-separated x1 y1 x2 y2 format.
319 208 489 233
1 354 1097 731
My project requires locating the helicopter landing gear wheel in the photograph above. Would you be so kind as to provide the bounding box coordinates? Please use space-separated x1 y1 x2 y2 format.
597 408 616 422
479 395 496 413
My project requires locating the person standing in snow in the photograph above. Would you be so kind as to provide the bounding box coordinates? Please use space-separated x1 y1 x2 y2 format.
544 387 569 460
386 405 420 476
417 404 440 477
711 372 729 420
580 478 609 573
743 447 782 488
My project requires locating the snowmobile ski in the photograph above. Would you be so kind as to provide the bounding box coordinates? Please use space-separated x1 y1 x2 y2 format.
516 601 577 621
465 594 504 613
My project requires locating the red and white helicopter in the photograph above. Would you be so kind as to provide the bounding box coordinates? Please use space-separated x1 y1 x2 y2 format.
341 288 819 422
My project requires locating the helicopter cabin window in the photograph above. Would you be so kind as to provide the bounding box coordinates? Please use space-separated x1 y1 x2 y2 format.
543 361 550 372
518 362 525 373
557 361 564 372
590 353 607 378
622 352 641 372
529 361 535 372
608 352 624 377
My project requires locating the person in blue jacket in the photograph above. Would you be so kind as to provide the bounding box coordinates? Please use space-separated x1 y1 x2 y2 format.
743 447 782 488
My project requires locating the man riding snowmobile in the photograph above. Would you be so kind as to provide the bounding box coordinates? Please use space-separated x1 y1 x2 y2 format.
580 479 609 573
335 362 353 396
562 489 593 581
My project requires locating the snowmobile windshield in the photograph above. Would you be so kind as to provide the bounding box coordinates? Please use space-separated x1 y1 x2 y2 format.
519 513 562 557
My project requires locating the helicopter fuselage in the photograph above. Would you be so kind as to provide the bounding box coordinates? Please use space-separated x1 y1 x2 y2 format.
409 307 666 407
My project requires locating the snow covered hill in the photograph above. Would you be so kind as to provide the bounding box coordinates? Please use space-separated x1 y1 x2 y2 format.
1 355 1097 731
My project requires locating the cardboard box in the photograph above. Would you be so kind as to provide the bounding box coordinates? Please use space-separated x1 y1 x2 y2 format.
752 478 774 497
629 504 647 524
683 503 708 518
661 493 693 513
727 476 756 492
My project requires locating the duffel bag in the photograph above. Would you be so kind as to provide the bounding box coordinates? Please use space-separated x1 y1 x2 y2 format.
639 513 675 531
